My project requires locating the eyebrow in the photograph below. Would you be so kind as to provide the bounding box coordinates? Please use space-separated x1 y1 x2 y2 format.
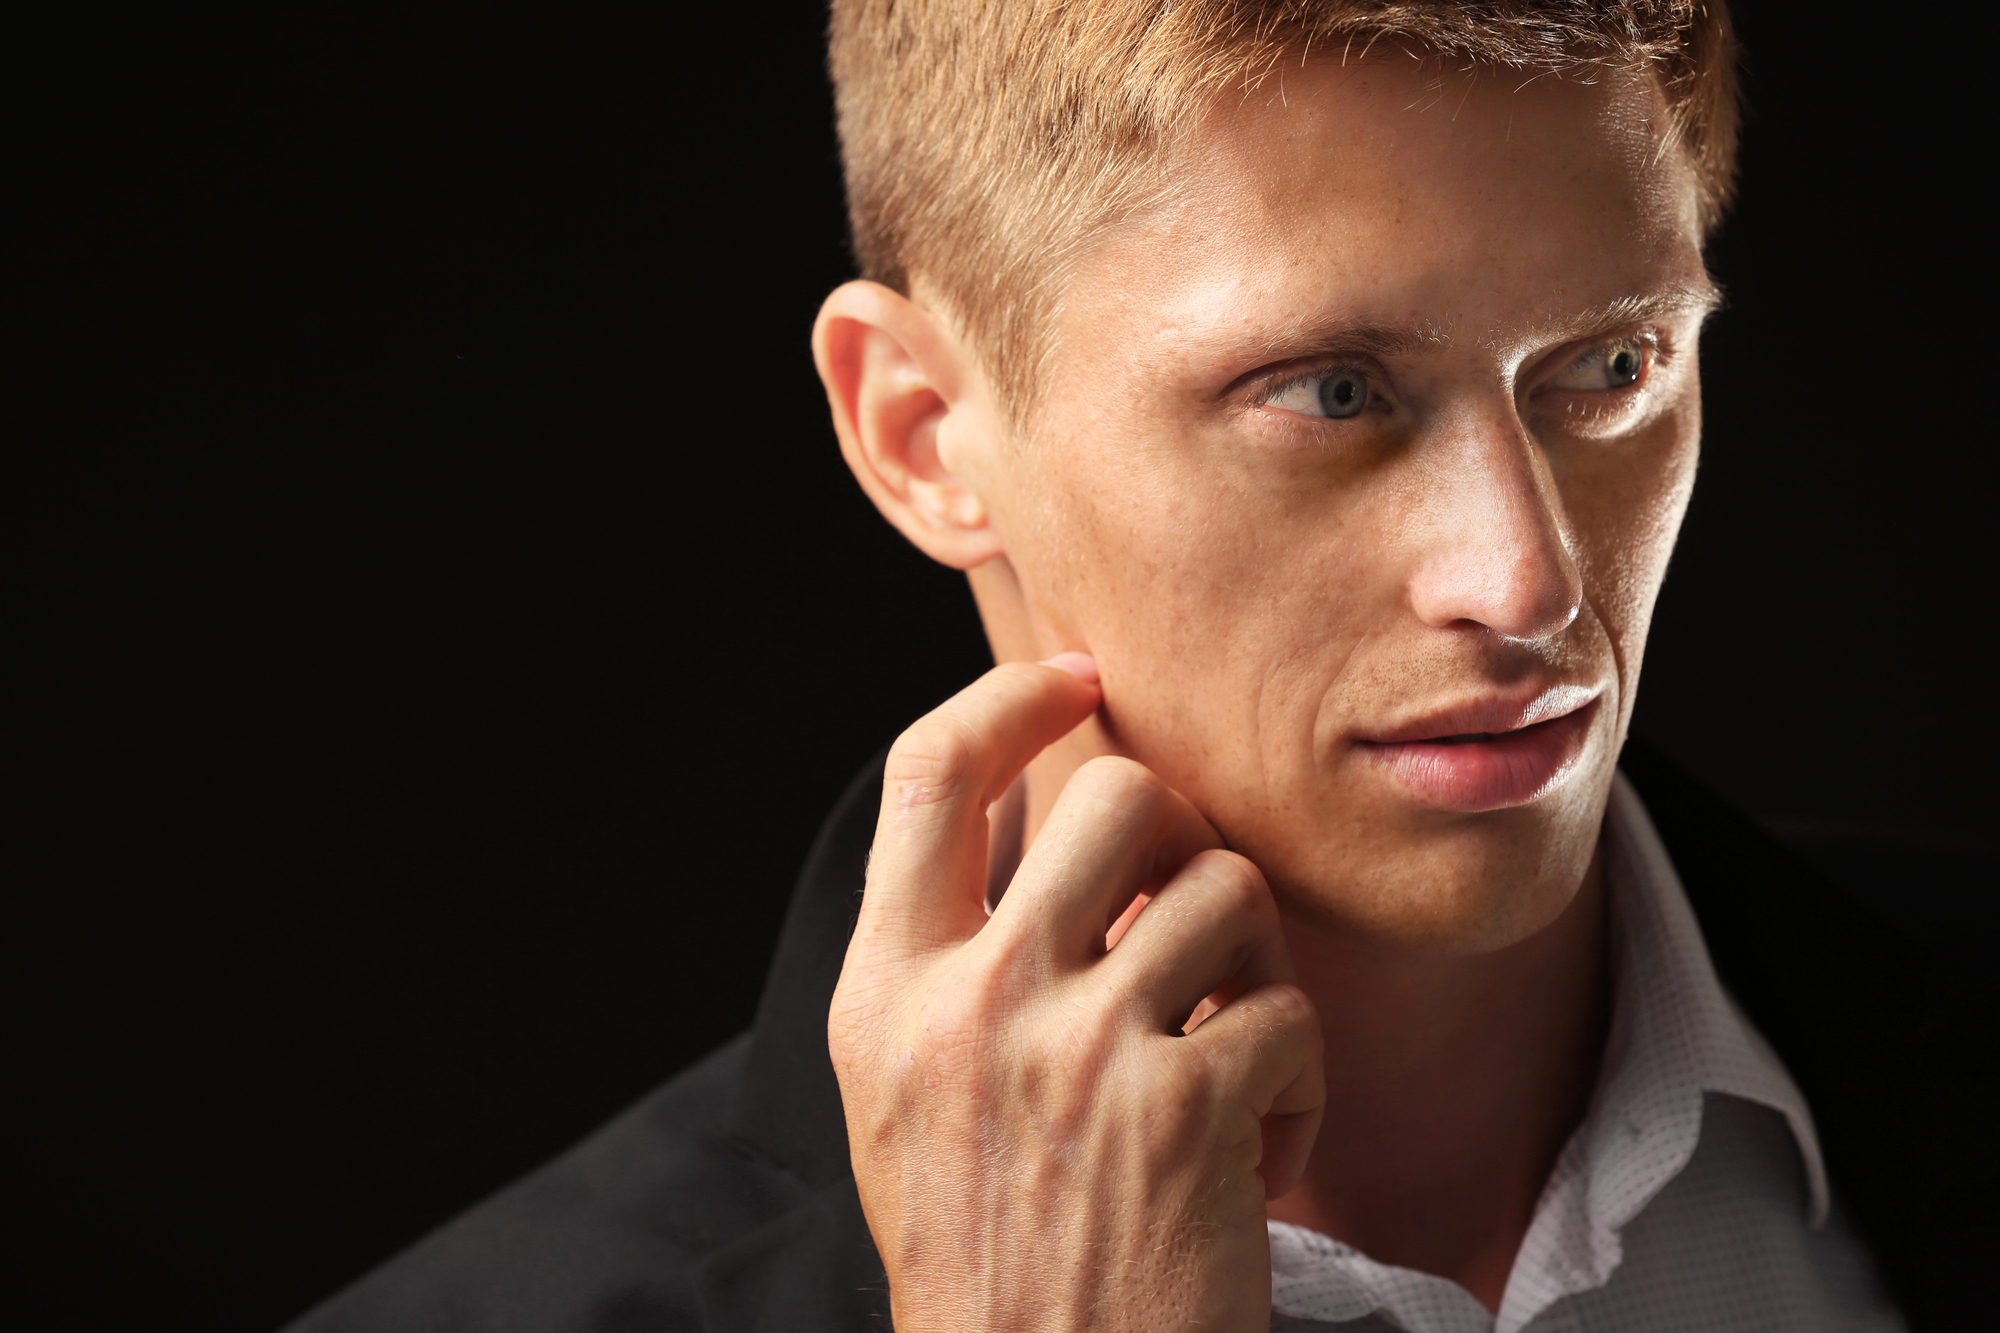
1531 283 1726 345
1248 318 1445 363
1238 281 1724 365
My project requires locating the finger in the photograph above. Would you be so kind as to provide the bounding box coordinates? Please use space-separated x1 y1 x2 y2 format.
1262 1104 1323 1201
857 656 1100 960
1184 981 1326 1199
1097 848 1290 1033
989 755 1221 967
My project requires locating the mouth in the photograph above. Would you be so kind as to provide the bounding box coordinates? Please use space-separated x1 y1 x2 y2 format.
1354 686 1601 813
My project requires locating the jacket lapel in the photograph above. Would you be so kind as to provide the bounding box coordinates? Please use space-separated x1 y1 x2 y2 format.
693 751 890 1331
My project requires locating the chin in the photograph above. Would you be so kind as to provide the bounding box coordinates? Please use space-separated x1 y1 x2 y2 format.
1251 762 1613 955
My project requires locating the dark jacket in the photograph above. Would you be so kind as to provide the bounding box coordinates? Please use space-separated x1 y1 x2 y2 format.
285 742 1994 1332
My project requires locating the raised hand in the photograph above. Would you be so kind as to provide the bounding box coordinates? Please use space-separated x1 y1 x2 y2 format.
829 657 1325 1333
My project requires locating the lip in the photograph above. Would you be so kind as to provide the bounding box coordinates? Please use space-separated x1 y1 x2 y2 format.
1355 685 1601 812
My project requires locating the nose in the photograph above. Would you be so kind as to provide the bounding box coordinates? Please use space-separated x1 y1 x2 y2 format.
1405 417 1583 643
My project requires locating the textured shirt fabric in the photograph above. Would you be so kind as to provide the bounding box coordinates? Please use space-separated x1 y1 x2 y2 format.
1266 772 1908 1333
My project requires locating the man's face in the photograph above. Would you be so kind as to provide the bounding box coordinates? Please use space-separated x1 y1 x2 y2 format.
961 58 1711 953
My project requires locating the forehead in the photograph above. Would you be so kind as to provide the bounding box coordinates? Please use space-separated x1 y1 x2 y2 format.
1060 57 1707 370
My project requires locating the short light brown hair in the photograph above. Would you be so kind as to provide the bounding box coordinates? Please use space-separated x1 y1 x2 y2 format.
828 1 1741 422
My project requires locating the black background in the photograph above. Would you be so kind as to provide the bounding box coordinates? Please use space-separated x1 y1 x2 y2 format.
20 4 1990 1330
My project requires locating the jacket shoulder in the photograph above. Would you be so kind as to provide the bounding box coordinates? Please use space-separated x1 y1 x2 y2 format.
282 1034 810 1333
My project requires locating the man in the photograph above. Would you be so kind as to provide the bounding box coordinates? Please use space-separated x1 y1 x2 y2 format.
287 2 1982 1330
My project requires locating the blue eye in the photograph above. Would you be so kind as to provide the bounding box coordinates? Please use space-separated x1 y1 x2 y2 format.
1550 339 1648 391
1317 369 1369 418
1267 366 1372 419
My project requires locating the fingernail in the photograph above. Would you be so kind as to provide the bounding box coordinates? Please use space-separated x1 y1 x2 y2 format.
1039 651 1100 685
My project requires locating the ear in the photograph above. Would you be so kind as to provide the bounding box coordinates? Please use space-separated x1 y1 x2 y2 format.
812 280 1004 571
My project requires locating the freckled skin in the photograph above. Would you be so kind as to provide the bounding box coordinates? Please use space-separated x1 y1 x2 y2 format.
956 61 1707 954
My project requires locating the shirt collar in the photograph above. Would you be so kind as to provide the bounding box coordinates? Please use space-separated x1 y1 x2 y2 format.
1271 770 1829 1333
1488 772 1830 1329
1593 769 1829 1227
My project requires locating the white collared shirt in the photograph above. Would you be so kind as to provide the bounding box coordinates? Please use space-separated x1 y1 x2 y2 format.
1267 773 1907 1332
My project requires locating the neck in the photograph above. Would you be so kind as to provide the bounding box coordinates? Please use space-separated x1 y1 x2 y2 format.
1004 738 1609 1310
968 563 1612 1310
1266 849 1609 1312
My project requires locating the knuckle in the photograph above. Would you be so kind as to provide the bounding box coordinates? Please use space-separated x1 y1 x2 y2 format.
912 955 1020 1065
1153 1033 1226 1103
1071 754 1164 805
1253 980 1321 1035
1020 1017 1120 1126
1189 848 1269 912
884 715 980 807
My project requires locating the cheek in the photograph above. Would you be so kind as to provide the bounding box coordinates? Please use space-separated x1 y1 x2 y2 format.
1038 431 1370 643
1045 481 1397 806
1563 411 1699 678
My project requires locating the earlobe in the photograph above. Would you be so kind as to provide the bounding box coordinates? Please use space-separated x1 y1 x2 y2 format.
813 281 1004 571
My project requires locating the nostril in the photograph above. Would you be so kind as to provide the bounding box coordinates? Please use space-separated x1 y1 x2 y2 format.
1414 554 1582 642
1520 568 1584 641
1501 596 1581 645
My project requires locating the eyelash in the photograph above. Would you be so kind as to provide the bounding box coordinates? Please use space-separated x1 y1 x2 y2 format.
1253 362 1388 415
1536 329 1670 394
1248 327 1677 419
